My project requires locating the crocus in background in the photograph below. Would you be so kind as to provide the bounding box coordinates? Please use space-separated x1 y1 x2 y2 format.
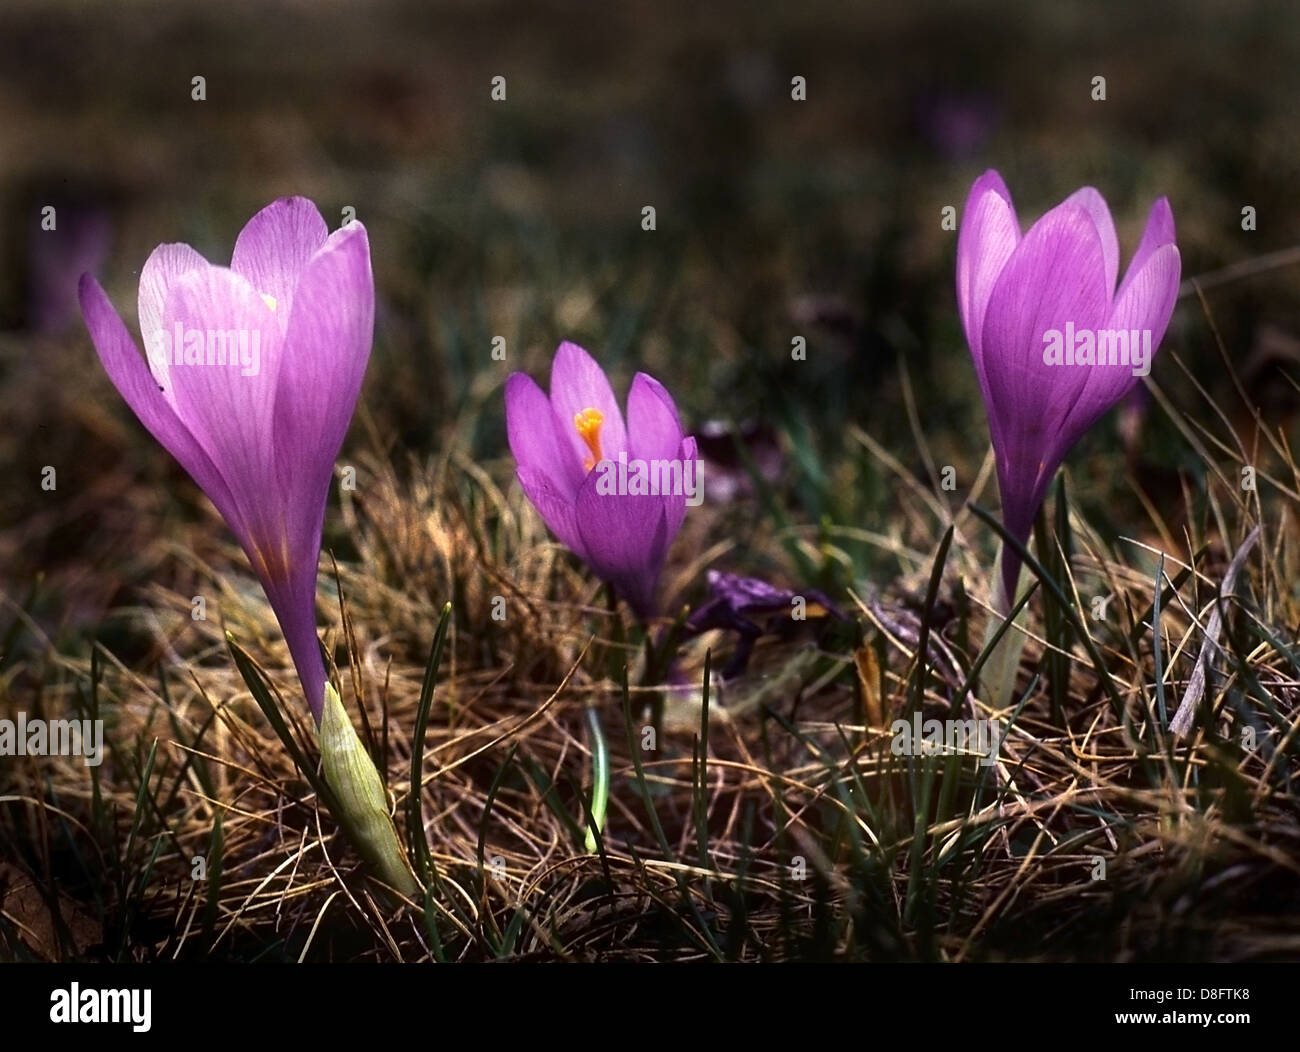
505 341 699 620
31 201 111 336
80 197 416 894
957 170 1181 607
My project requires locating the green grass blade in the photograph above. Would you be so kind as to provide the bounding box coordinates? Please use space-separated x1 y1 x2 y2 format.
409 601 453 884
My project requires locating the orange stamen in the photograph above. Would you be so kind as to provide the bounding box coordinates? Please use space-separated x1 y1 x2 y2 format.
574 407 605 471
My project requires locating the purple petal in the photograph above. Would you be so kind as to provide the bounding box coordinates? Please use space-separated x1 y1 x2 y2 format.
696 570 788 628
1060 187 1119 297
230 197 329 333
517 465 588 562
506 372 585 499
958 177 1180 604
548 341 629 465
662 434 698 540
260 222 373 722
981 201 1111 555
626 372 684 463
626 373 696 540
574 473 669 619
138 242 208 390
1052 209 1180 472
1115 197 1177 303
79 274 245 539
1055 241 1181 453
956 169 1020 368
1108 244 1180 344
161 266 284 556
271 222 373 555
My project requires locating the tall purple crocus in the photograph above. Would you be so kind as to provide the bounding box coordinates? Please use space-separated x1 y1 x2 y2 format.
505 341 699 620
81 197 418 894
79 197 373 723
957 170 1180 603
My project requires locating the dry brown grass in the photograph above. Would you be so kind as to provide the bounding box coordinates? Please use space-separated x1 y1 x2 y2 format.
5 341 1300 962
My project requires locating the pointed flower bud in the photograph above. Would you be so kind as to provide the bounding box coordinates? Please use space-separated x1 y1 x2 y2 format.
957 170 1180 602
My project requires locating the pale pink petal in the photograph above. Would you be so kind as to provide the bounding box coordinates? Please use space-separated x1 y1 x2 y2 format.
79 274 245 539
161 266 283 548
138 242 209 393
956 169 1020 367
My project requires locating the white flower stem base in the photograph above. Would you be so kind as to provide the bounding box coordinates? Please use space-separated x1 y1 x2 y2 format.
979 548 1029 709
318 682 419 896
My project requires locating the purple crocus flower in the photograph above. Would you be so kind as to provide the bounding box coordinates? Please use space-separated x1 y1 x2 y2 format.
505 342 698 619
957 170 1180 602
79 197 373 723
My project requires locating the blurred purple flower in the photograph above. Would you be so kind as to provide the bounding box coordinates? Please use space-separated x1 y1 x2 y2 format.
80 197 373 723
695 418 784 504
957 170 1180 601
505 341 698 619
917 91 998 160
31 203 112 336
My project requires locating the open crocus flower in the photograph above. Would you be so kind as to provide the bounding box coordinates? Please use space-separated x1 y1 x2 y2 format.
79 197 371 723
505 341 699 619
957 170 1180 603
81 198 417 895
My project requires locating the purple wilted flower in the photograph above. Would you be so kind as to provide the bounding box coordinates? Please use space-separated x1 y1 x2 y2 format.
684 570 847 678
79 197 373 723
505 341 699 619
957 170 1180 602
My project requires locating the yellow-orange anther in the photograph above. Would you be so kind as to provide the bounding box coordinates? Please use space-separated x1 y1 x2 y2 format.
574 407 605 471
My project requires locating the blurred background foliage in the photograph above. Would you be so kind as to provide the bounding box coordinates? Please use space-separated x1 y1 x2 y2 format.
2 0 1299 645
